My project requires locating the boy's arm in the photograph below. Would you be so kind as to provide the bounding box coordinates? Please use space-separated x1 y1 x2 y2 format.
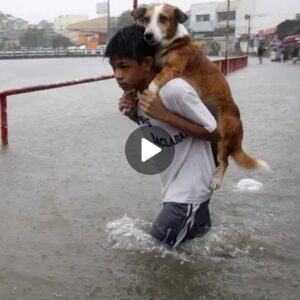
119 91 139 124
140 89 221 143
162 109 221 143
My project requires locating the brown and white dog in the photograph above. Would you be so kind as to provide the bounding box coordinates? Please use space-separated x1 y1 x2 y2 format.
132 3 270 189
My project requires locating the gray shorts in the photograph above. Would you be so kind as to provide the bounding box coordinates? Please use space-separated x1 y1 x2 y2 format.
150 200 211 248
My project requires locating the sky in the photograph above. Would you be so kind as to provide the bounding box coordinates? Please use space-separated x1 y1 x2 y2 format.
1 0 300 27
2 0 204 23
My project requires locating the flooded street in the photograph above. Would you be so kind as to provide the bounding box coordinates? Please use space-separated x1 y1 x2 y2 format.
0 57 300 299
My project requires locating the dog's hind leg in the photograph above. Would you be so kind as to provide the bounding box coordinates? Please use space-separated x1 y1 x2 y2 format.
210 141 230 190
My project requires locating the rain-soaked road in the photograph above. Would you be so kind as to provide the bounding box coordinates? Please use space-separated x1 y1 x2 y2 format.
0 57 300 300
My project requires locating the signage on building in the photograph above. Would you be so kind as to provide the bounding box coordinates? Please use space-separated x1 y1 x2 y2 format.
97 2 108 15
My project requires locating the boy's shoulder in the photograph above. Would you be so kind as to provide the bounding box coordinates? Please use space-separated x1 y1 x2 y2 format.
161 77 191 90
159 78 192 96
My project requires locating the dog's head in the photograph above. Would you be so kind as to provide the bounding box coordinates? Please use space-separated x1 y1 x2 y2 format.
131 4 188 46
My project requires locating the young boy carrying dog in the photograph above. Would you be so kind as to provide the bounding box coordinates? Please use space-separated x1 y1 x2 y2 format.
105 25 221 248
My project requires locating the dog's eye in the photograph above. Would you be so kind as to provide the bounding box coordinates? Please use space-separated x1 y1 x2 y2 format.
159 15 168 24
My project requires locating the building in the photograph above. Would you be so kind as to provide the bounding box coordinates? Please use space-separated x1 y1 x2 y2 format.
259 27 278 47
53 15 88 35
214 1 237 53
188 1 237 54
189 2 218 40
0 12 28 49
66 16 118 48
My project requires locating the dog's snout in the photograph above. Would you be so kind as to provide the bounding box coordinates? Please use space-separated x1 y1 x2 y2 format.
144 32 154 41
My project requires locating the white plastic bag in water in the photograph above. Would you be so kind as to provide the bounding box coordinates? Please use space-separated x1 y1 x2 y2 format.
234 178 264 192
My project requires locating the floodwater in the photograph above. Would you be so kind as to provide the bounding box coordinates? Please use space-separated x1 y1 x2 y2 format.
0 57 300 300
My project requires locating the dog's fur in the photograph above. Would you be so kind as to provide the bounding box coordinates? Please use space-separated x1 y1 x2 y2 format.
132 4 270 189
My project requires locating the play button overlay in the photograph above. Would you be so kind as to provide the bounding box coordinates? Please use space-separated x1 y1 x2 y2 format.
141 138 161 162
125 126 175 175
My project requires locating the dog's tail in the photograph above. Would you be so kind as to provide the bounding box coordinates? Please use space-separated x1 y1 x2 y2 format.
232 148 271 172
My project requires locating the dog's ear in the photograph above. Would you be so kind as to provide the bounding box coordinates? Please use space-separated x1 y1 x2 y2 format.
131 5 147 21
175 8 189 24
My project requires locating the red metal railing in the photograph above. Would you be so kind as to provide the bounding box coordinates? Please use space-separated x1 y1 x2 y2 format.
0 75 114 146
1 95 7 145
213 56 248 75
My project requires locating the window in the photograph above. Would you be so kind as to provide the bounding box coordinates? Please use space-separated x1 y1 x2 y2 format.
217 11 236 22
196 14 210 22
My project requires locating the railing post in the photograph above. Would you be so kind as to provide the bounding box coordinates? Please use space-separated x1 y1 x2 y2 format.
1 94 8 146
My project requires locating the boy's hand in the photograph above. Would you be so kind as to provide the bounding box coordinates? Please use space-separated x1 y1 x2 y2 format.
118 90 137 118
140 89 168 121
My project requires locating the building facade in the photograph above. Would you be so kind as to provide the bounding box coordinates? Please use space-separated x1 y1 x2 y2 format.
66 16 118 48
188 1 238 54
214 1 237 54
189 2 218 39
54 15 88 35
0 12 28 49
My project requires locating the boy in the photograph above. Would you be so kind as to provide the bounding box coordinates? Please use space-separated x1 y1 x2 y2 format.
105 25 220 247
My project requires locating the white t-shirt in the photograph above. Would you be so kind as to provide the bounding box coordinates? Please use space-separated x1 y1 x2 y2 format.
137 78 217 204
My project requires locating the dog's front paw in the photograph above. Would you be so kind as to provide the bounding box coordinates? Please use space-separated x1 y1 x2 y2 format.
148 82 159 95
210 176 222 191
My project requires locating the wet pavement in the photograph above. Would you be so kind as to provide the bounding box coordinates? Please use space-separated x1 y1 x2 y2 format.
0 57 300 299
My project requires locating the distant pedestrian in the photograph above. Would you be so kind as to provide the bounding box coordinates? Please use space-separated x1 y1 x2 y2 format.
292 46 299 64
282 47 289 62
273 47 281 62
258 45 264 64
270 47 276 61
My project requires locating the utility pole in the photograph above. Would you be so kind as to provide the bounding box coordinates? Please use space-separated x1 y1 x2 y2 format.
224 0 230 75
107 0 111 43
245 14 251 58
133 0 138 9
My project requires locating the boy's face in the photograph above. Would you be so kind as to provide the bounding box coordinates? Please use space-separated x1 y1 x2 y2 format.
109 57 152 91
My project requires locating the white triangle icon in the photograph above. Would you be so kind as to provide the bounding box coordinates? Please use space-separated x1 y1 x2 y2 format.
141 138 162 162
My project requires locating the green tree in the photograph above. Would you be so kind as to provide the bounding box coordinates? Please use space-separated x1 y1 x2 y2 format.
51 34 73 48
116 10 134 31
208 40 221 56
38 20 53 31
20 29 49 48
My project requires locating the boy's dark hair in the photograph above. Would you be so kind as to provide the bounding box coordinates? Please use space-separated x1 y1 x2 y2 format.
104 24 156 64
